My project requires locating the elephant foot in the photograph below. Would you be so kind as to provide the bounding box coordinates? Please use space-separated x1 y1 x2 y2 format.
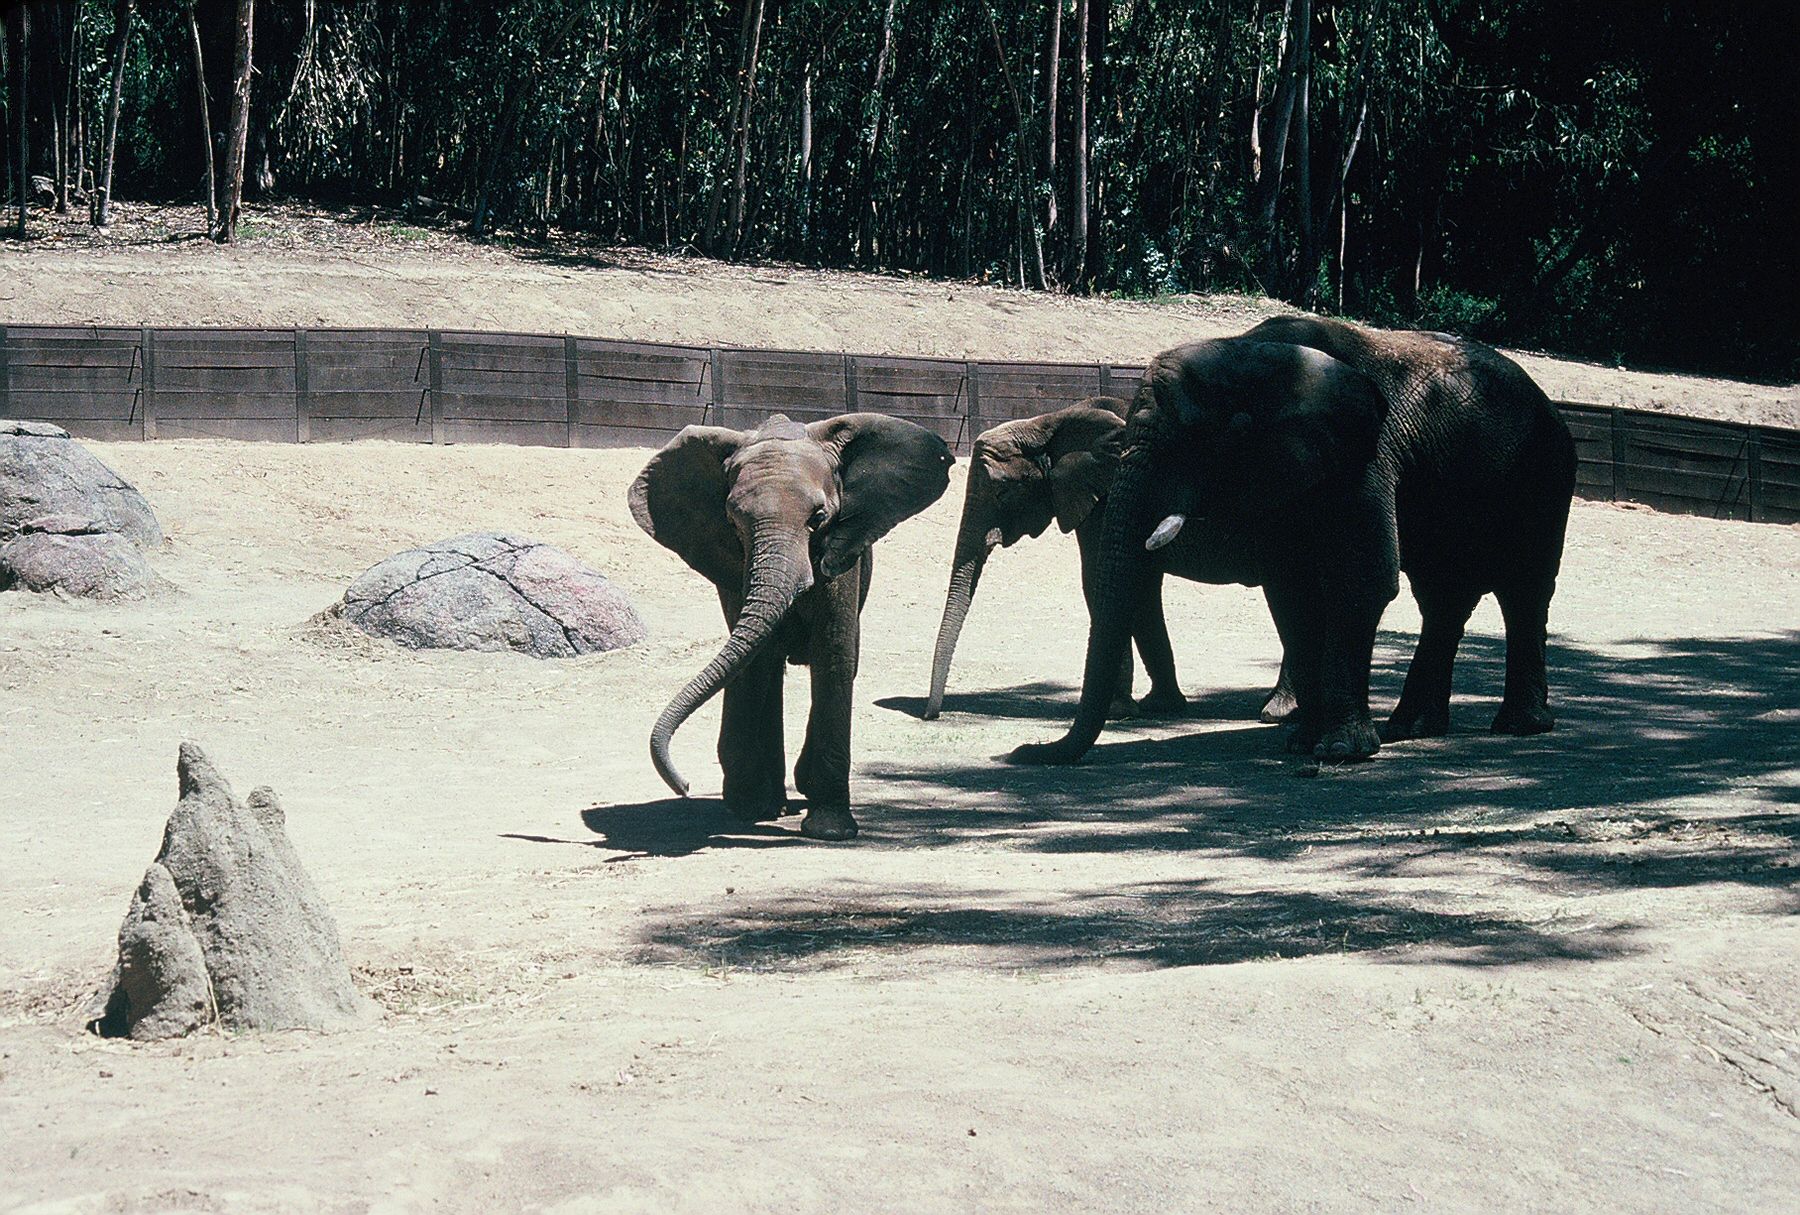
1258 685 1299 724
1314 716 1381 763
1106 696 1140 720
1283 715 1322 755
799 805 859 841
1491 701 1555 736
1007 738 1087 766
725 799 789 824
1381 706 1450 742
1136 686 1189 718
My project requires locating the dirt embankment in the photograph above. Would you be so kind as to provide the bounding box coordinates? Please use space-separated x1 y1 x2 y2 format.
3 202 1794 428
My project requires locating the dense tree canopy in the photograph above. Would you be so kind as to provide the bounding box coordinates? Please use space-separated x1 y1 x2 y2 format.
2 0 1794 378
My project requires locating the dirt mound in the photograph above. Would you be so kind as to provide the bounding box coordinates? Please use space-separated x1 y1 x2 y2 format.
86 743 375 1040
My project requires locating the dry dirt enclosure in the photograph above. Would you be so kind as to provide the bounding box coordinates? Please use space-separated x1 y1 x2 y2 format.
0 437 1795 1212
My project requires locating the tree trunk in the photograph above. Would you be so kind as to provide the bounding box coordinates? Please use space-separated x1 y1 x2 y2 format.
215 0 255 242
854 0 899 264
93 0 134 228
1044 0 1061 246
798 64 813 253
1293 30 1313 303
987 4 1047 290
723 0 767 257
187 2 217 237
1253 0 1309 291
1070 0 1091 286
4 5 26 238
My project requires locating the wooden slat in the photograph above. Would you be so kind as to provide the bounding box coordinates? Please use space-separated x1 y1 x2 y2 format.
154 417 299 443
444 418 570 447
307 415 432 444
155 392 299 421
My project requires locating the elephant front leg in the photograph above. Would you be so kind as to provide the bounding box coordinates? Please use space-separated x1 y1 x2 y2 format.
1313 606 1385 761
1256 590 1299 722
718 638 789 822
1132 572 1188 717
794 568 862 841
1078 522 1142 718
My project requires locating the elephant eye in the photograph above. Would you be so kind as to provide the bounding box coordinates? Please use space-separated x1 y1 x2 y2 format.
809 505 830 531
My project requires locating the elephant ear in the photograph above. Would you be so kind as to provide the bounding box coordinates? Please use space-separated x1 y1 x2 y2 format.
1250 349 1387 497
808 413 955 580
628 425 746 586
1043 401 1126 532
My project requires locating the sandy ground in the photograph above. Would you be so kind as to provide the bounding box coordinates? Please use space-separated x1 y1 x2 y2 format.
1 436 1796 1212
2 202 1795 428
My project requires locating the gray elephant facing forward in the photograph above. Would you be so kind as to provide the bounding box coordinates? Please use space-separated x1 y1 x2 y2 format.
631 413 953 839
925 399 1297 723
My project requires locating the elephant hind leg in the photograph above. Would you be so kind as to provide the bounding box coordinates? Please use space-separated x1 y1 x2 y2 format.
795 569 862 840
1491 578 1556 736
1383 580 1481 742
1132 575 1188 717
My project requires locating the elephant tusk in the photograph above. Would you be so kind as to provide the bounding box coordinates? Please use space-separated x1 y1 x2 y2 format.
1145 514 1186 551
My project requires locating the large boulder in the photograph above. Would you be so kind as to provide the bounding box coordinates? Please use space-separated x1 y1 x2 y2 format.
87 744 376 1040
0 419 162 550
0 525 160 599
337 532 647 658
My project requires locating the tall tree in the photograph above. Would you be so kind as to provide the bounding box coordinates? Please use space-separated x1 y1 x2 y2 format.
3 2 27 238
216 0 254 242
92 0 133 227
186 0 215 236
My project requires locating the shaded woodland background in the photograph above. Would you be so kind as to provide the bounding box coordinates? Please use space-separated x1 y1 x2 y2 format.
2 0 1795 379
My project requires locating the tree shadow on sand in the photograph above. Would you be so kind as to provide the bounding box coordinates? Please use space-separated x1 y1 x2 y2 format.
578 631 1798 973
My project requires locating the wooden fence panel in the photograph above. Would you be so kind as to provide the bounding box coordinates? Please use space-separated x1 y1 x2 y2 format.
713 348 848 430
570 338 711 448
1 325 145 440
849 356 971 451
973 362 1106 429
150 328 298 441
1614 410 1755 521
1557 403 1616 498
436 331 569 447
1756 428 1800 521
301 329 434 444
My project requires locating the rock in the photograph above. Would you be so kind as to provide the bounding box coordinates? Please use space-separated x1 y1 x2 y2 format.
0 530 160 599
338 532 647 658
0 418 163 551
87 744 376 1040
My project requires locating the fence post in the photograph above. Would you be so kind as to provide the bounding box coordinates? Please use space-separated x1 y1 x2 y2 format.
1747 427 1763 523
1098 363 1112 398
563 335 579 449
963 361 982 454
707 347 724 426
1608 408 1624 502
428 331 444 445
843 354 859 414
0 325 10 421
293 327 311 443
140 326 158 441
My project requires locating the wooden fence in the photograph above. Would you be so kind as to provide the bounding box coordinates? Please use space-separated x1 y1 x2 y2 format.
1 324 1794 524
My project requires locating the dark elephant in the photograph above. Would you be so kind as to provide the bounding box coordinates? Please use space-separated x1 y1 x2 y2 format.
1011 317 1576 766
630 412 953 839
923 399 1296 723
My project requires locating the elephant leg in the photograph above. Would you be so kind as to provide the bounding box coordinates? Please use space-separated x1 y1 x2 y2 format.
1491 579 1556 735
1078 520 1139 718
1264 582 1325 755
1132 573 1188 717
1258 587 1300 723
1313 602 1385 761
795 566 862 840
1383 580 1481 742
718 636 789 821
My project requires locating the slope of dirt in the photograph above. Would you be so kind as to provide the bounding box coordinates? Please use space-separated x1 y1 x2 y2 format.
1 438 1796 1212
3 202 1794 428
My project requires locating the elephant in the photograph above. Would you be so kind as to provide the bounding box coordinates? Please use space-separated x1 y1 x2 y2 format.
923 399 1296 723
1010 316 1576 767
630 412 954 840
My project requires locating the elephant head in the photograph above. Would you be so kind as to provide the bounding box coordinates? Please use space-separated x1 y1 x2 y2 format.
1011 338 1386 765
630 413 953 796
923 400 1126 719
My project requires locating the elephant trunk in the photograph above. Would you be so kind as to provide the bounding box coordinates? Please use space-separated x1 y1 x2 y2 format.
1016 406 1169 764
924 491 1001 720
649 525 811 797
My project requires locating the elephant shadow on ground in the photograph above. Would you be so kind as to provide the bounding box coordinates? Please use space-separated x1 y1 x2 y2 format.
502 798 804 861
625 630 1798 974
876 682 1269 723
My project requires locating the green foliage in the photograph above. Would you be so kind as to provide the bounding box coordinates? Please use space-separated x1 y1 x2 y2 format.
10 0 1791 377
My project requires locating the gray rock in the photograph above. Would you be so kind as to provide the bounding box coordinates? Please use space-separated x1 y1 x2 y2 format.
339 532 647 658
87 744 376 1040
0 418 162 550
0 530 161 599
